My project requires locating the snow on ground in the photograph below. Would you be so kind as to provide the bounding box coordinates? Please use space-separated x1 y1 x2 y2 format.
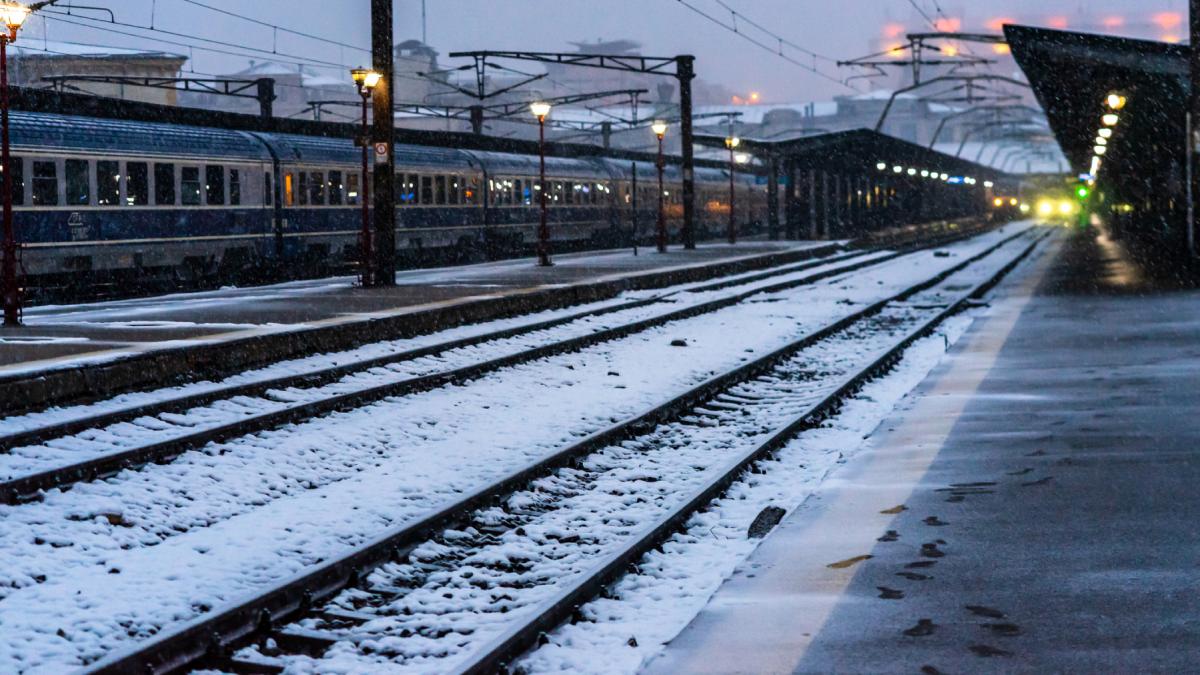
518 314 980 675
0 248 872 437
0 227 1027 671
517 244 1050 674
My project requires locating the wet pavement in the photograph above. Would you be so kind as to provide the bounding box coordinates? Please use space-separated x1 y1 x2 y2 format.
0 241 826 374
646 225 1200 673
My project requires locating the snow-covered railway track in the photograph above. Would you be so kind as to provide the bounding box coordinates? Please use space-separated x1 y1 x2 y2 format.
84 229 1046 675
0 247 919 504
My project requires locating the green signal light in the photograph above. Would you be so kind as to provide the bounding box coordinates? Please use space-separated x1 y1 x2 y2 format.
1076 186 1090 199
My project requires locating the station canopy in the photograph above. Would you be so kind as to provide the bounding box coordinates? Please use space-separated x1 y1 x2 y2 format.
1004 24 1187 182
696 128 1009 185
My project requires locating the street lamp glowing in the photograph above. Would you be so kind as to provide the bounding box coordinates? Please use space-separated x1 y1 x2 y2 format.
350 67 382 92
1095 136 1107 146
651 120 668 138
1094 145 1107 155
1105 93 1127 110
893 165 903 173
530 101 552 121
1102 113 1119 126
725 136 740 149
0 3 27 40
876 162 887 171
1098 127 1113 139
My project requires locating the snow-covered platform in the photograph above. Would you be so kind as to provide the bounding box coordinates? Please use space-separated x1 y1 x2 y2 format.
0 241 835 407
646 226 1200 673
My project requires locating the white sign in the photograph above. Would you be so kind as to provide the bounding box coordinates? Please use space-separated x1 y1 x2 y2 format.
374 142 390 164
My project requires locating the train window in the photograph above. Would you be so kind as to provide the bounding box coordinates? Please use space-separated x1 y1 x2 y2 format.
97 160 119 206
126 162 149 206
401 173 418 205
264 172 272 206
420 175 433 205
155 163 176 205
32 161 58 206
449 175 461 205
347 172 359 205
5 157 22 206
229 169 241 206
66 159 89 206
513 179 525 207
554 181 565 204
307 171 325 205
434 175 446 205
206 165 225 205
284 172 295 206
464 177 478 205
327 171 342 206
181 167 202 206
297 173 309 205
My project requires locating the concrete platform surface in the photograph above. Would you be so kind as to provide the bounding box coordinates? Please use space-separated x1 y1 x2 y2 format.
646 226 1200 673
0 241 828 375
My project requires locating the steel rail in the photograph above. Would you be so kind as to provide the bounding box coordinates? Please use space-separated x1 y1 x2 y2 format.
84 226 1040 675
0 222 992 455
0 248 866 452
459 231 1048 674
0 246 911 504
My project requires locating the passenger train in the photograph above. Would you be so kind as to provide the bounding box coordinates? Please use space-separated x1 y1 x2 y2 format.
4 110 767 298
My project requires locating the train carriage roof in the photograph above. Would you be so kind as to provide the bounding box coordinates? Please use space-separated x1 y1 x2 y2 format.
598 157 753 186
9 111 272 161
465 150 612 180
263 133 479 170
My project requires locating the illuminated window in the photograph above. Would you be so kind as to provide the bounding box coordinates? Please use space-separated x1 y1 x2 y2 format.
347 172 359 205
284 172 295 206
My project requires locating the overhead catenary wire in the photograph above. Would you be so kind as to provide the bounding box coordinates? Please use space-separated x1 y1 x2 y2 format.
674 0 861 92
711 0 838 63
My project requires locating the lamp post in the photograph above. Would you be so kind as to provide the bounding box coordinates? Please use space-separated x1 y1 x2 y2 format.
725 135 740 245
350 67 381 287
651 120 668 253
0 2 28 327
530 101 552 266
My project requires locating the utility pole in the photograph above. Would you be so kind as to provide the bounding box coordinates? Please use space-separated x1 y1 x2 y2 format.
371 0 396 286
1190 0 1200 256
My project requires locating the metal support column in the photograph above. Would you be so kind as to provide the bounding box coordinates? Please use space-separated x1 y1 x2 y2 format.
784 161 797 240
257 78 275 121
678 56 697 249
470 105 484 135
1190 0 1200 255
767 156 780 240
370 0 396 286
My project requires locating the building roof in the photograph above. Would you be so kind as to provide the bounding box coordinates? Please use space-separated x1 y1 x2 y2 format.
10 39 185 61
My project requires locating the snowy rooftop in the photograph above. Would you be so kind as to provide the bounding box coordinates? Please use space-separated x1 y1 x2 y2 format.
10 39 185 61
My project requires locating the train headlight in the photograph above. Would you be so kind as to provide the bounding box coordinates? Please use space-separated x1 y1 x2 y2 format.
1036 200 1054 217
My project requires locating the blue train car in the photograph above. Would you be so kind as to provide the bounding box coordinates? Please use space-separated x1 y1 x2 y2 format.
6 110 768 297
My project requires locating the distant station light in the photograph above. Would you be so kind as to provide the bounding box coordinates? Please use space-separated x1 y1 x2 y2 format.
1098 127 1113 139
1102 113 1119 127
893 165 903 173
1094 145 1107 156
876 162 887 171
1105 93 1127 110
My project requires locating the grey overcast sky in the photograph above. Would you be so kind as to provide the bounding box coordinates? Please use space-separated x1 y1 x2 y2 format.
24 0 1187 102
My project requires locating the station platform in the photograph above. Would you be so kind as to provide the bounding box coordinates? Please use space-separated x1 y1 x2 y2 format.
0 241 837 410
647 226 1200 673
